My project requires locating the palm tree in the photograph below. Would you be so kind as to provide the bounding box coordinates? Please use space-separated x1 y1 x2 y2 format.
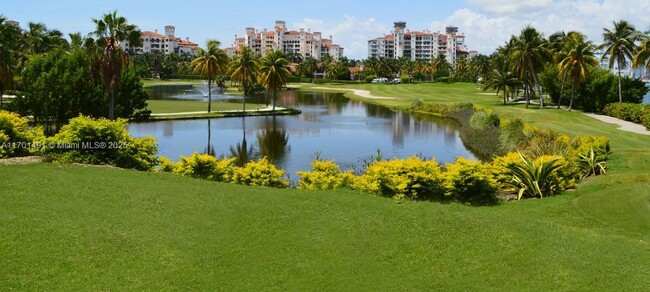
92 10 141 119
558 32 598 111
258 50 291 111
22 22 68 55
325 59 344 80
0 16 21 109
483 54 520 104
548 31 570 108
191 40 229 113
297 57 317 82
599 20 644 103
230 46 259 113
632 33 650 80
510 26 549 109
469 54 491 83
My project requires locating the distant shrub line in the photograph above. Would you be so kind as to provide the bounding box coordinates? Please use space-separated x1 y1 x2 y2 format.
602 103 650 130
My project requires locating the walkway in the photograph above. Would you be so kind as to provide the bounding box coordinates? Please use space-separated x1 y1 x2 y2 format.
583 113 650 136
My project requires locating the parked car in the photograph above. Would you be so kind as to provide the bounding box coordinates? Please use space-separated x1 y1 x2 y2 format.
371 78 389 83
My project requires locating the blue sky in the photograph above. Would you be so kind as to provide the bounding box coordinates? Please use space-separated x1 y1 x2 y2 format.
3 0 649 59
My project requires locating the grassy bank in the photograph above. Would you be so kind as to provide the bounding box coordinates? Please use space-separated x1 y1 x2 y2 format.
1 163 649 290
147 99 266 114
1 82 649 289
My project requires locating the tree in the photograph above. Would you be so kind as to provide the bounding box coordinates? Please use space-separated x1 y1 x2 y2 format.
230 46 259 113
297 57 317 81
557 32 598 111
22 22 68 55
469 54 491 83
632 33 650 76
92 10 142 119
258 50 291 111
509 26 549 108
483 53 520 104
598 20 643 103
191 40 229 113
548 31 569 108
0 16 21 109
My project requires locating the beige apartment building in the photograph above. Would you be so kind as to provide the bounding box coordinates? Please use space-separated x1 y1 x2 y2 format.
368 22 476 67
226 20 344 60
120 25 199 56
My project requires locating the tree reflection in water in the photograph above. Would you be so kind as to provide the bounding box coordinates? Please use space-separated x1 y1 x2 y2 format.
257 116 289 164
203 119 216 156
229 117 258 166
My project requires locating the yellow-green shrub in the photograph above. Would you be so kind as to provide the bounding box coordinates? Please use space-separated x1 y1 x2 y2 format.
0 111 44 158
491 152 525 190
571 136 609 162
42 116 157 170
443 157 498 204
157 156 177 173
231 157 289 188
297 160 354 190
173 152 235 181
353 156 444 200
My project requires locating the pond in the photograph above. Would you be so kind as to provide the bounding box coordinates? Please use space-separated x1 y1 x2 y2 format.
128 87 477 180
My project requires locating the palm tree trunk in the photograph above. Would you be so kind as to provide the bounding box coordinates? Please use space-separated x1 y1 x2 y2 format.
568 85 575 111
108 87 116 120
558 72 567 109
207 79 212 113
525 86 529 109
617 62 623 103
272 90 277 111
0 92 3 110
527 59 544 109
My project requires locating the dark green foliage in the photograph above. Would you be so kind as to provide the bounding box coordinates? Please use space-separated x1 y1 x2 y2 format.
602 102 650 128
12 48 150 129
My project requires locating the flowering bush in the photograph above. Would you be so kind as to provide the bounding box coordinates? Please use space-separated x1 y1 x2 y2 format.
297 160 354 190
231 157 289 188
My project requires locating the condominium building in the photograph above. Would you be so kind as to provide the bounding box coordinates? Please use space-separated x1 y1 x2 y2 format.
120 25 199 56
368 22 475 67
226 20 344 60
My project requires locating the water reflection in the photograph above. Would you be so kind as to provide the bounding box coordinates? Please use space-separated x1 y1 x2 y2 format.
257 116 290 164
130 89 476 179
229 117 257 166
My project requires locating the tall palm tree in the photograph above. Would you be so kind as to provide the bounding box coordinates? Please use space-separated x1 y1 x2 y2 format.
598 20 644 103
548 31 570 108
22 22 68 55
632 33 650 80
191 39 229 113
230 46 259 113
0 16 21 109
297 57 317 82
558 32 598 111
510 26 549 109
92 10 141 119
258 50 291 111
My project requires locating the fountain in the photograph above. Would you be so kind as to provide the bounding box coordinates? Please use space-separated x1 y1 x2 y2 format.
170 81 243 102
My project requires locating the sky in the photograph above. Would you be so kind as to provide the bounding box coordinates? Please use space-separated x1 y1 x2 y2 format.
3 0 650 59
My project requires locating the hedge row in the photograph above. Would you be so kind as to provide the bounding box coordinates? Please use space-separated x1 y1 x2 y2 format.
602 102 650 130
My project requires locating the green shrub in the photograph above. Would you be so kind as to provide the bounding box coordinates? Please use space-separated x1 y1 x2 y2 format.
443 157 498 204
173 152 235 181
42 116 157 170
158 156 177 173
571 136 610 163
231 157 289 188
499 118 526 152
400 75 410 84
602 102 646 124
469 111 500 130
643 110 650 130
297 160 354 190
519 127 571 158
364 75 377 83
0 111 44 158
353 156 445 200
506 152 565 200
578 147 607 178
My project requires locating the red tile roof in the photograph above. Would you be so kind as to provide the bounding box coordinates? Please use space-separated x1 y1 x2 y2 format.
142 31 166 38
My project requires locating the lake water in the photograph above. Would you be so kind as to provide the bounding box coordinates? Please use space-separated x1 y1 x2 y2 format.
128 88 476 179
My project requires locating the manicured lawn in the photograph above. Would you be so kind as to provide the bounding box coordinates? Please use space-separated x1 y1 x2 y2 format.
142 79 202 88
147 100 266 114
1 163 649 290
1 82 649 289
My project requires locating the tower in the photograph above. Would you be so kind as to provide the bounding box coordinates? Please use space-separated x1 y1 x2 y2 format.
393 21 406 58
164 25 175 37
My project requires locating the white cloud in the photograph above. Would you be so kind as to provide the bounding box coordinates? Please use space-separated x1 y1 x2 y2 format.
432 0 650 55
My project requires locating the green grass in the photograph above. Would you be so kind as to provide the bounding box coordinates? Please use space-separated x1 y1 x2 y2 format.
1 163 649 290
2 82 650 289
142 79 202 88
147 99 266 114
